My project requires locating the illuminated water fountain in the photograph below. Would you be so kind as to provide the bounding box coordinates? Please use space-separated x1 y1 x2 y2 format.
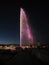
20 8 34 47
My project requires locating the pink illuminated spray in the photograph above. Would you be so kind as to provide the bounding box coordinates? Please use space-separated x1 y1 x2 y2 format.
20 8 34 46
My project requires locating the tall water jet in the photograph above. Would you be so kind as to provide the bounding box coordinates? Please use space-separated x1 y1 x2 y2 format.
20 8 34 46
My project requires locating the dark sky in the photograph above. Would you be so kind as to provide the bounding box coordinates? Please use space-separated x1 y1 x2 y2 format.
0 3 20 44
0 1 49 44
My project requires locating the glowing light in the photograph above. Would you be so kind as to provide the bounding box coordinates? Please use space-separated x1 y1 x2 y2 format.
20 8 34 46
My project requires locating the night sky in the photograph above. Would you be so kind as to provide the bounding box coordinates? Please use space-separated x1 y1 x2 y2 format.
0 3 20 44
0 1 49 44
